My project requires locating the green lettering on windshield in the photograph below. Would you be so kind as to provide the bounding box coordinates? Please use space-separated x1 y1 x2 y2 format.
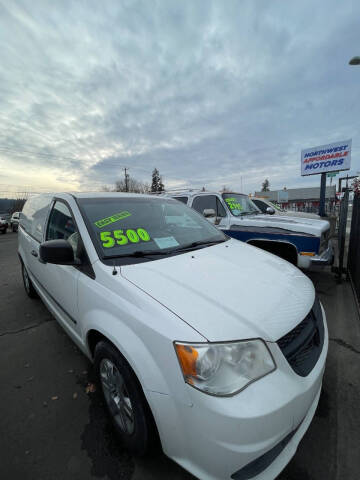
99 228 151 248
94 211 131 228
225 198 243 210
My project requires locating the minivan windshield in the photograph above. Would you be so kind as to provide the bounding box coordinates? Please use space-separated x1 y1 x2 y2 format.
78 196 227 264
222 193 260 217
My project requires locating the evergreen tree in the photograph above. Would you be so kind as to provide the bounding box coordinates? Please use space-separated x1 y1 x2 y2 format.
151 168 165 192
261 179 270 192
158 175 164 192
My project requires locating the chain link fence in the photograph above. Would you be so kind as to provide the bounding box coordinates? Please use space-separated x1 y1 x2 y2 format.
348 194 360 307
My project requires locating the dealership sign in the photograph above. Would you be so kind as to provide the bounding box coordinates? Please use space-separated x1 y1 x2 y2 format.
301 139 351 176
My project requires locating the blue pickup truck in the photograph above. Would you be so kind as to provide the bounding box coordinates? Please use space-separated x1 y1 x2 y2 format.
169 191 333 269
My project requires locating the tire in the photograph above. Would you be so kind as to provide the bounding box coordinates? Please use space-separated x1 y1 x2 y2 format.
1 229 6 234
22 263 38 298
94 340 156 455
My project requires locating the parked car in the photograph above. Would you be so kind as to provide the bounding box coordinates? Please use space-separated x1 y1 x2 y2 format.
251 197 321 220
0 214 9 234
18 192 328 480
10 211 20 232
170 191 332 269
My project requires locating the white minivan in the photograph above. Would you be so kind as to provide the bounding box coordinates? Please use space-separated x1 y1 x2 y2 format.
18 192 328 480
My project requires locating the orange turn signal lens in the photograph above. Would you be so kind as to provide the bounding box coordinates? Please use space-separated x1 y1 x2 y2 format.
175 344 198 379
300 252 315 256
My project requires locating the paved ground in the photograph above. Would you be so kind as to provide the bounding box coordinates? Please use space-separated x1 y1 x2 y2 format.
1 231 359 480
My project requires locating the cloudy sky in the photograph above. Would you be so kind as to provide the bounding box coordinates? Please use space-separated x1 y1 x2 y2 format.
0 0 359 196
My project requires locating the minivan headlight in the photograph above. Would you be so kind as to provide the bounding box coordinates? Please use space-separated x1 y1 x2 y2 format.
175 340 276 396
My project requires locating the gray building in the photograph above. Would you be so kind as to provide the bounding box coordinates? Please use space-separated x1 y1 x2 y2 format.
254 186 336 213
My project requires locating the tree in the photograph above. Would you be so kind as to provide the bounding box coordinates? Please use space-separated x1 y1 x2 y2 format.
101 177 150 194
261 179 270 192
353 177 360 196
10 197 27 213
151 168 165 193
114 177 150 193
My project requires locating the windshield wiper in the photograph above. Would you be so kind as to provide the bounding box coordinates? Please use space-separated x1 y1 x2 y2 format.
104 239 228 260
104 250 171 260
175 239 227 251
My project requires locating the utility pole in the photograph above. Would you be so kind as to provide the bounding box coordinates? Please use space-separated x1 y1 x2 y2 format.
123 167 129 192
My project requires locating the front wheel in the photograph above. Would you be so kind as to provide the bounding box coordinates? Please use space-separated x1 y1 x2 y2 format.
94 340 156 455
1 229 6 234
22 263 38 298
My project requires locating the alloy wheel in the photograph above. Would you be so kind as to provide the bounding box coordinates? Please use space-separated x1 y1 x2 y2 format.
100 358 135 435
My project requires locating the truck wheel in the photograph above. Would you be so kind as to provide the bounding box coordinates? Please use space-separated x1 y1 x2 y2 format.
22 263 38 298
94 340 156 455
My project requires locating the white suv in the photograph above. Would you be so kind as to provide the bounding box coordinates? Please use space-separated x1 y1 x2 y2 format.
10 211 20 231
251 197 321 220
18 192 328 480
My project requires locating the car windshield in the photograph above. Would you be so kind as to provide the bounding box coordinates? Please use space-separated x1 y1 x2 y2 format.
270 201 286 212
222 193 260 217
78 196 227 264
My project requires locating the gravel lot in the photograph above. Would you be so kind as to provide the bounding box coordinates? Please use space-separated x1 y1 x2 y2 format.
1 231 359 480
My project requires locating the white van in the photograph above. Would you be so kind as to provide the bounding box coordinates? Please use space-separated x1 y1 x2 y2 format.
251 197 321 220
18 192 328 480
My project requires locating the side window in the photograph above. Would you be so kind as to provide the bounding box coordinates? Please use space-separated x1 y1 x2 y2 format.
47 201 79 256
192 195 226 218
216 198 227 217
252 199 267 213
20 197 35 234
192 195 217 215
173 196 188 205
21 195 52 242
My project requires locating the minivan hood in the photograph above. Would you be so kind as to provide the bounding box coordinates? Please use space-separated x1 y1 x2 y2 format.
120 240 315 342
231 214 329 236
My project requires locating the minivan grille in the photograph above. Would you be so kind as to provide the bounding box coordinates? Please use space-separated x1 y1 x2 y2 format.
277 298 324 377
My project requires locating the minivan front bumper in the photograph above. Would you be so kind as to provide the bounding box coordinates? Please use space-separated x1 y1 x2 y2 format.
148 307 328 480
230 385 321 480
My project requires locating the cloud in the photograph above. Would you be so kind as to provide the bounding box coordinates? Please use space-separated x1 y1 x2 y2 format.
0 0 359 197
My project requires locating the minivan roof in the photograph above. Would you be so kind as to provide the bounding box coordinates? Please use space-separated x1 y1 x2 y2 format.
31 192 166 200
72 192 157 199
31 191 248 200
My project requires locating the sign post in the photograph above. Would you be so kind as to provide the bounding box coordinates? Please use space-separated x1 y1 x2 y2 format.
301 139 351 217
319 172 326 217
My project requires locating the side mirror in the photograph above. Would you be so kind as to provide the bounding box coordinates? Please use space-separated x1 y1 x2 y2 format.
266 207 275 215
203 208 216 218
39 239 79 265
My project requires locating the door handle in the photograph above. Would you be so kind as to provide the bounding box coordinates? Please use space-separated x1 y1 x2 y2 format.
31 250 38 257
